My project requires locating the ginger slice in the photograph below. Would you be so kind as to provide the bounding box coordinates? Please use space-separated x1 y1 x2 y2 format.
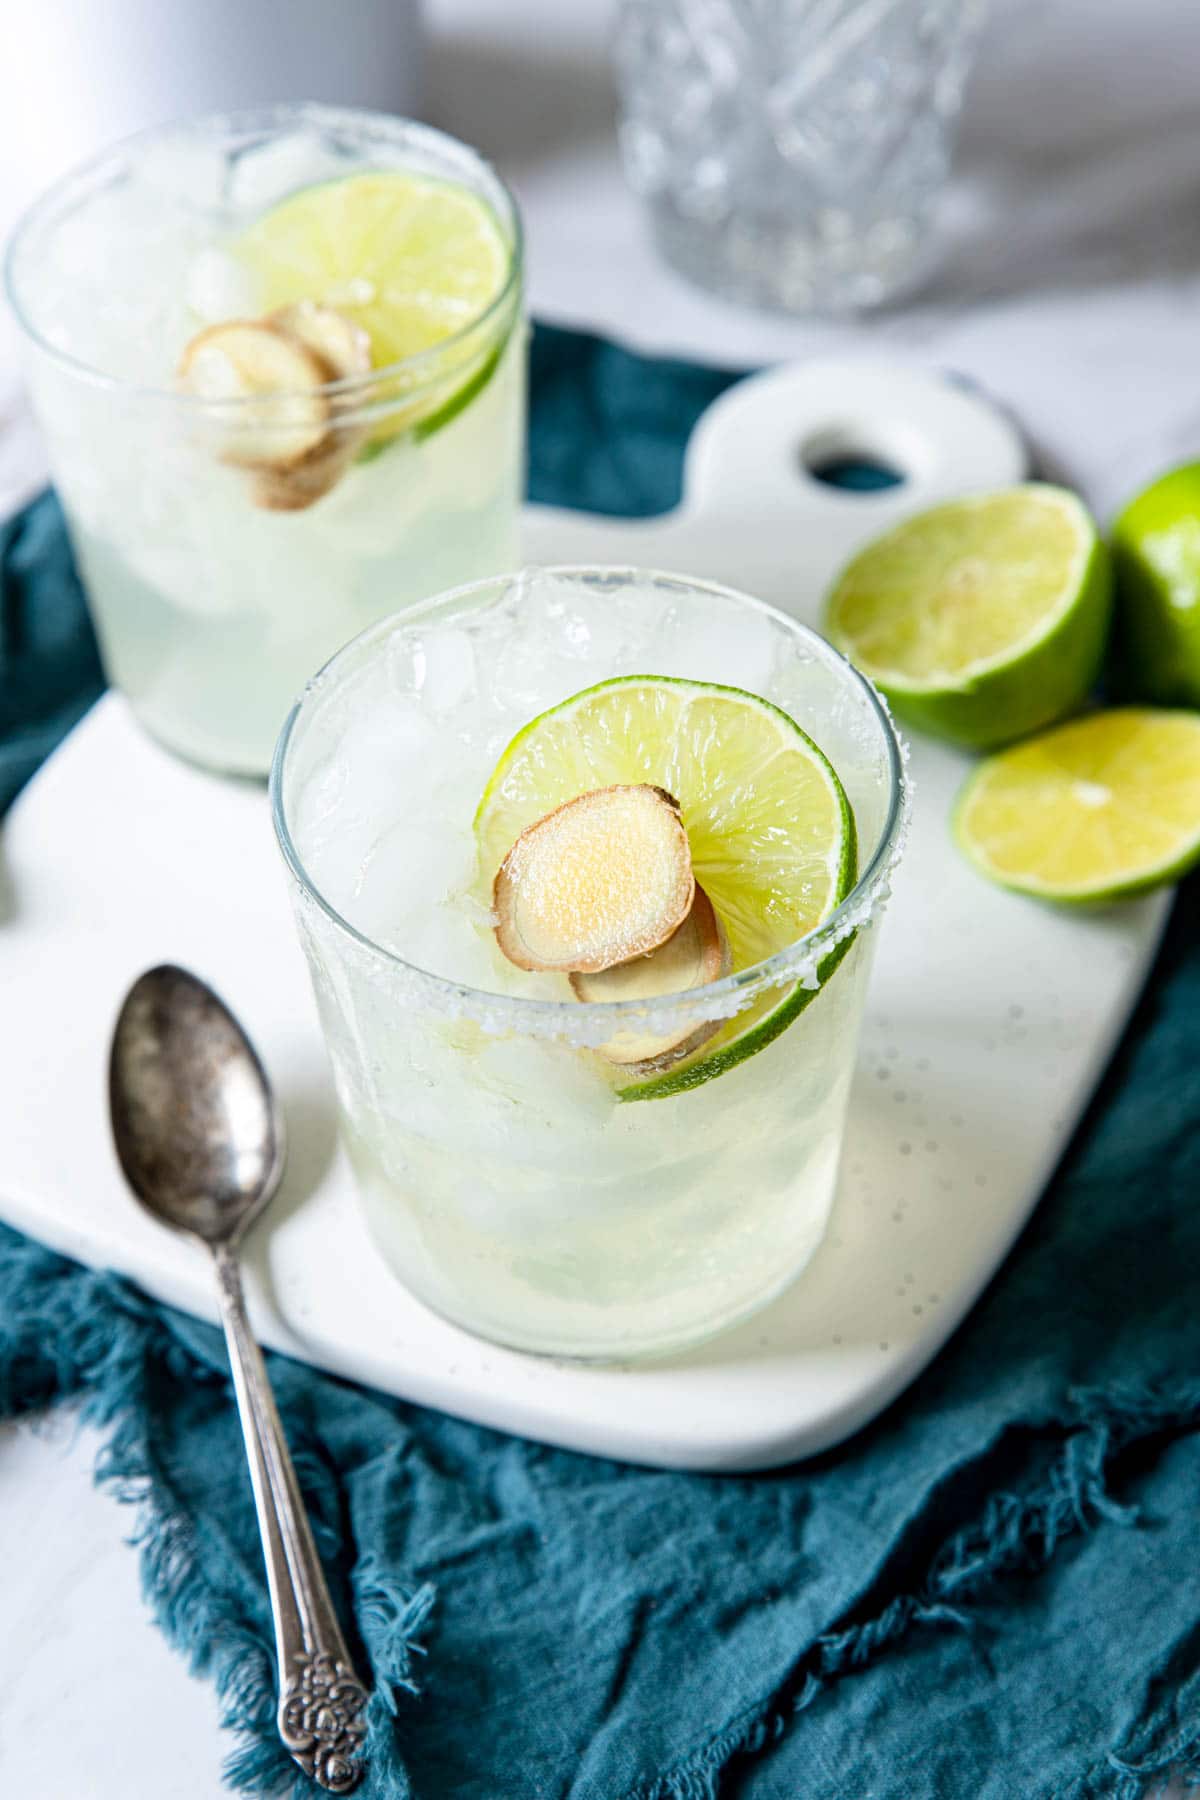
493 785 694 975
267 302 372 382
177 321 331 469
181 305 374 509
249 446 353 512
252 304 375 508
571 884 732 1071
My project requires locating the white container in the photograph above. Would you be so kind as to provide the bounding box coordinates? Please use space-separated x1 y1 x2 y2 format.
0 1 423 248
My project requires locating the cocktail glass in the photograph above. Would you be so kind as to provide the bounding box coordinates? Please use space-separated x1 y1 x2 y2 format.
5 104 524 775
271 567 908 1360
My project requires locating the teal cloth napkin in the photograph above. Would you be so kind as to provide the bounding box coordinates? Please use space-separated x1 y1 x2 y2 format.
2 324 1199 1800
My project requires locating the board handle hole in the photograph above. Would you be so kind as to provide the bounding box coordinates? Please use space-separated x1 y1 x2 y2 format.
800 424 909 494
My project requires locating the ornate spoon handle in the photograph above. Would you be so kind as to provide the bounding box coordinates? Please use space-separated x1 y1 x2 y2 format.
213 1242 369 1794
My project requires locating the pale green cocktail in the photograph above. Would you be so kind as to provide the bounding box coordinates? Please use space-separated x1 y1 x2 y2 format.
6 105 524 775
272 568 907 1360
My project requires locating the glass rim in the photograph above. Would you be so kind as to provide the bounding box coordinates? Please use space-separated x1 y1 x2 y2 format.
269 566 910 1033
3 101 525 411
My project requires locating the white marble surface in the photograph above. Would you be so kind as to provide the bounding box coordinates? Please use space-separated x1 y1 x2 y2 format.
3 0 1200 1792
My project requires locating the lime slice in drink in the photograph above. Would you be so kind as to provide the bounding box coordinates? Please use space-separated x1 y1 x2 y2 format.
234 171 514 436
824 485 1112 750
1111 462 1200 706
475 676 857 1099
953 707 1200 901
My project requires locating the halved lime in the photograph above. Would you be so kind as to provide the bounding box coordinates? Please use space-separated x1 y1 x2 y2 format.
1112 462 1200 707
953 707 1200 901
475 676 857 1099
234 171 514 435
824 485 1112 750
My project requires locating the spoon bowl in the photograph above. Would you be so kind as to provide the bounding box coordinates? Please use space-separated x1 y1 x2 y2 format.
110 963 284 1246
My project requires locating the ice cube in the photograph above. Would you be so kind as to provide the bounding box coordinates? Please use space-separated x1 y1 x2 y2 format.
293 698 447 899
385 627 427 697
651 597 777 694
292 748 349 847
486 571 678 722
353 821 475 936
335 700 441 812
301 815 380 916
488 588 595 719
403 907 502 986
425 743 495 834
415 627 477 714
136 136 229 209
230 133 347 215
557 598 627 669
185 248 258 324
50 204 122 283
488 633 556 719
473 1036 614 1131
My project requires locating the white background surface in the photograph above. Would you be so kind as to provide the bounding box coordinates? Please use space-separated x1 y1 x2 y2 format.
2 0 1199 1793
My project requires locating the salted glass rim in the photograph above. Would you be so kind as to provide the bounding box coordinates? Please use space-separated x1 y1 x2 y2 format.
3 102 524 411
270 568 909 1031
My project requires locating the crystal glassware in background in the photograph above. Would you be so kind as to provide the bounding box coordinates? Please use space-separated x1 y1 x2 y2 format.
5 106 525 775
614 0 988 315
272 567 907 1360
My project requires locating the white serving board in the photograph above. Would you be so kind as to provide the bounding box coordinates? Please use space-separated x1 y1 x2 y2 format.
0 358 1170 1471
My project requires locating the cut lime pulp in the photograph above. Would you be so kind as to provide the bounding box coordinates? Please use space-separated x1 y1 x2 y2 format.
475 676 857 1099
825 485 1112 750
234 170 515 440
954 707 1200 901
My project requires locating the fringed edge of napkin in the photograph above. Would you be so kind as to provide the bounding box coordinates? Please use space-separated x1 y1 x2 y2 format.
0 1222 433 1799
631 1383 1200 1800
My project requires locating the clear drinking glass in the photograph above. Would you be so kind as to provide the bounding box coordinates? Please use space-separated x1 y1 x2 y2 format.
615 0 988 314
5 105 525 775
271 567 908 1360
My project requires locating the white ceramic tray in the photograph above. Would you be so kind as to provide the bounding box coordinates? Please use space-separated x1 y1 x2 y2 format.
0 358 1169 1470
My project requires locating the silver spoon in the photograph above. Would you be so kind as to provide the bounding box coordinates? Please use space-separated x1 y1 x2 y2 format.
110 964 370 1795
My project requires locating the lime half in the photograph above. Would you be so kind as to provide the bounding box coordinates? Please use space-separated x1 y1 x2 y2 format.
825 485 1112 750
1112 462 1200 707
235 171 514 435
954 707 1200 902
475 676 857 1099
